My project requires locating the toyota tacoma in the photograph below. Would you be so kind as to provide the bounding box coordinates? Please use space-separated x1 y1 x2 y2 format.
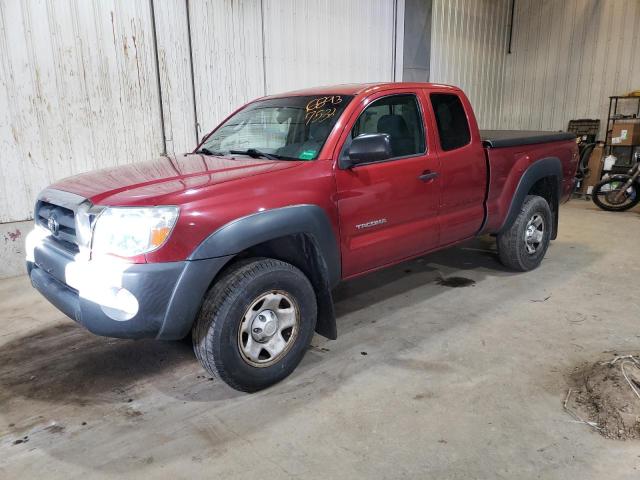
26 82 578 391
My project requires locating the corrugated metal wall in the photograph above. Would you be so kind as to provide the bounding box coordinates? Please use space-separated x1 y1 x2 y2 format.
189 0 265 136
153 0 197 154
0 0 163 223
429 0 512 129
0 0 399 224
262 0 397 94
501 0 640 137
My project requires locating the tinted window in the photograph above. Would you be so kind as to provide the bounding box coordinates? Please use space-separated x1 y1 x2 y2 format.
430 93 471 151
350 94 425 158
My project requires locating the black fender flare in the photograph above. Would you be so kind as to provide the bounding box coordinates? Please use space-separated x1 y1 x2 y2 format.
499 157 562 239
190 204 341 339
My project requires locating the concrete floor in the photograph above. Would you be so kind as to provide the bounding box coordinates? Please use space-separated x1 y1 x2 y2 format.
1 200 640 479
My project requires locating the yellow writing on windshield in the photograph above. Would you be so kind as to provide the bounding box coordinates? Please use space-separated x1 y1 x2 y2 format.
305 96 343 125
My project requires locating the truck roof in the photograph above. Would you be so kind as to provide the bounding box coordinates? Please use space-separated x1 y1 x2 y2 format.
262 82 461 99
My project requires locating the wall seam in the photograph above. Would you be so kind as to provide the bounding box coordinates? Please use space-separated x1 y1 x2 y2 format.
392 0 398 81
260 0 267 94
148 0 167 155
185 0 199 143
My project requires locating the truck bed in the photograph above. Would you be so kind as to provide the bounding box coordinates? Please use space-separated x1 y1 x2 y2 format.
481 130 576 148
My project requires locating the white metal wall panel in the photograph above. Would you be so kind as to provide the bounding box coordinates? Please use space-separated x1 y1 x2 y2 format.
188 0 265 136
430 0 511 129
262 0 397 94
153 0 198 154
0 0 163 223
501 0 640 137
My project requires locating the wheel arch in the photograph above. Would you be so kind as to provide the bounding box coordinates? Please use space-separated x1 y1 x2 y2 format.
499 157 562 240
189 205 341 340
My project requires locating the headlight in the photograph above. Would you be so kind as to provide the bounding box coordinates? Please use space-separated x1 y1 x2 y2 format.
91 206 179 258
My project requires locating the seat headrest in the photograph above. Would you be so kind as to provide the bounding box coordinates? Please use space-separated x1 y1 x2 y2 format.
377 115 410 137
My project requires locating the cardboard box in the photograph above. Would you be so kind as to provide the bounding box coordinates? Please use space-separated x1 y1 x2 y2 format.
611 119 640 146
579 144 604 193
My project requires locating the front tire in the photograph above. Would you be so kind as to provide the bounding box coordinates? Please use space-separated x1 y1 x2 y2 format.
497 195 552 271
192 258 317 392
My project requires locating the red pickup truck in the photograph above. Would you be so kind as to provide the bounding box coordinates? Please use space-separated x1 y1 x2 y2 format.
26 82 578 391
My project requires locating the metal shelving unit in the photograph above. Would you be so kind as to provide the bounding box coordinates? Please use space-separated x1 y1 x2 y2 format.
603 96 640 173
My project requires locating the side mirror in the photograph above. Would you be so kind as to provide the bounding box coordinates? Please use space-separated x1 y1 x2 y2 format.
343 133 392 168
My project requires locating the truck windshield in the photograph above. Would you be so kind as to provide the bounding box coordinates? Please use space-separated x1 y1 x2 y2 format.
199 95 353 161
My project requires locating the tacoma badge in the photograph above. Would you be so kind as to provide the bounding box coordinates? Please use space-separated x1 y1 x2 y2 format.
355 218 387 230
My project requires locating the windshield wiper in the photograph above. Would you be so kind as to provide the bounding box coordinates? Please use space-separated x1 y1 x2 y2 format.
229 148 279 160
196 147 225 156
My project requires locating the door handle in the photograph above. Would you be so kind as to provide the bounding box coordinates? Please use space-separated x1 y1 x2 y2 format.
418 171 439 182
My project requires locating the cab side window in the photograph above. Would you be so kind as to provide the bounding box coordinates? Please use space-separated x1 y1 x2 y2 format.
350 94 426 158
430 93 471 151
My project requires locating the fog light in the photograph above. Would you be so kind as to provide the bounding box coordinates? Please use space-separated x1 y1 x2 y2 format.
25 226 50 263
100 287 139 321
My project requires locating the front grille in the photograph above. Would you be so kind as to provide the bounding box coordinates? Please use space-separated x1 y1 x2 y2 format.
35 200 79 253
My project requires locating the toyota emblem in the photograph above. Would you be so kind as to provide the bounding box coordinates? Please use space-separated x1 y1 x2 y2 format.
47 215 59 236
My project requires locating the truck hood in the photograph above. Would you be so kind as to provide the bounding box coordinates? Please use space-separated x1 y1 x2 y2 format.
50 154 303 205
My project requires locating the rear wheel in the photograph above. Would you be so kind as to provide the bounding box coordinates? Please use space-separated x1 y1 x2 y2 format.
497 195 552 271
192 258 317 392
592 176 639 212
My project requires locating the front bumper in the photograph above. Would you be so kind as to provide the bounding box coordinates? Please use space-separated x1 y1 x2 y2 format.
27 231 231 340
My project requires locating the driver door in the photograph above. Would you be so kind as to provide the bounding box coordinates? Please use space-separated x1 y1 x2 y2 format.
334 90 441 278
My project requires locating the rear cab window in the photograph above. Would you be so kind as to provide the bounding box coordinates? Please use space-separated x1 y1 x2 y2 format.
430 93 471 151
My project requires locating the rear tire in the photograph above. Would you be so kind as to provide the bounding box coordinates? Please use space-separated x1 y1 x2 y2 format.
497 195 552 272
192 258 317 392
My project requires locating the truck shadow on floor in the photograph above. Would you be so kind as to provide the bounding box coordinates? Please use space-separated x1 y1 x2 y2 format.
0 236 590 409
0 322 247 409
332 236 510 331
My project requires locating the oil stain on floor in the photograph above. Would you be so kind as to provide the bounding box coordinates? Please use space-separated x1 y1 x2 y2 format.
436 276 476 288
